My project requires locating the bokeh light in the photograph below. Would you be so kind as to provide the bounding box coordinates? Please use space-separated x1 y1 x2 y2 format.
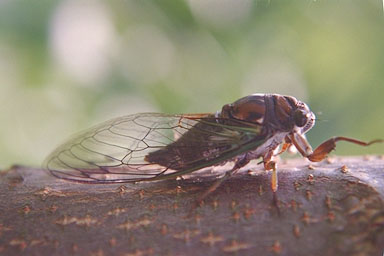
0 0 383 168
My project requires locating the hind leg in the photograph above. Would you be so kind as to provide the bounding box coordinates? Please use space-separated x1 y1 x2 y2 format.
195 155 250 205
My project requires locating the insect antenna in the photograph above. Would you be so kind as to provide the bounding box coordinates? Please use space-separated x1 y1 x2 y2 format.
314 118 328 123
313 111 327 122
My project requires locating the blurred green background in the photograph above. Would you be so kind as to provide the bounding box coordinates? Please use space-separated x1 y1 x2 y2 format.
0 0 383 168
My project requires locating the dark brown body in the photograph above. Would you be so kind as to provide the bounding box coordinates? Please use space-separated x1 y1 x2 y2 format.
145 94 314 173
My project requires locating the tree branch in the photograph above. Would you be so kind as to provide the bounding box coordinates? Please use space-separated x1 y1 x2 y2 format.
1 156 384 255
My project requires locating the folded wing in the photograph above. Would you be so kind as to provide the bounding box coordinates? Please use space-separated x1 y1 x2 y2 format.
44 113 266 183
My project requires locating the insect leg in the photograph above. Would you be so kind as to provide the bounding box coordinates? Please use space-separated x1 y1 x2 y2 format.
195 156 250 205
263 153 281 215
307 137 382 162
276 142 292 156
262 146 281 192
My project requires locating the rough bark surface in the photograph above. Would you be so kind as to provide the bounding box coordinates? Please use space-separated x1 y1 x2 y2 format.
0 156 384 256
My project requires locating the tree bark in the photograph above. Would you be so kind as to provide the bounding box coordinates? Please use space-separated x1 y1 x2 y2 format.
1 156 384 256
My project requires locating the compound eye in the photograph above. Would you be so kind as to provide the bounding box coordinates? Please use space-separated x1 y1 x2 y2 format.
294 110 307 127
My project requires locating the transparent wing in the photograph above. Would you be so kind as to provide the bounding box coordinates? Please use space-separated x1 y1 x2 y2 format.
44 113 265 183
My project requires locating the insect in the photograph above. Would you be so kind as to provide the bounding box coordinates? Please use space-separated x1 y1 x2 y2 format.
44 94 382 194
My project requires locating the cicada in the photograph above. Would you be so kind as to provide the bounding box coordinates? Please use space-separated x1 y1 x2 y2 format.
44 94 381 193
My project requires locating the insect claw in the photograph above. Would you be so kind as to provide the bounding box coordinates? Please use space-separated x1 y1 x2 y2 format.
307 139 336 162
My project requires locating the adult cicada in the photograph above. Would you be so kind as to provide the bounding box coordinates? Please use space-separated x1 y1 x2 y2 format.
44 94 381 194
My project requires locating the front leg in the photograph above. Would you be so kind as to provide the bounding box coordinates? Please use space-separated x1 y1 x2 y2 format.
307 137 382 162
289 133 382 162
